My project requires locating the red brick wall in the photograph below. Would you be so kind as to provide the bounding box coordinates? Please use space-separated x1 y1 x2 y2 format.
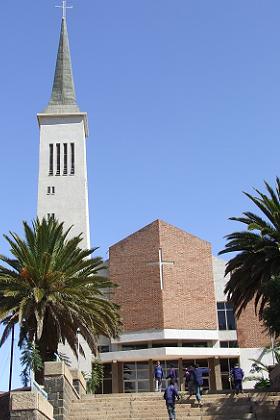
109 220 164 331
236 301 270 348
159 221 217 330
109 220 217 332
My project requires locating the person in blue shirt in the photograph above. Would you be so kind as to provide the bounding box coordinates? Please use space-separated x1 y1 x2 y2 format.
230 363 244 395
154 361 164 392
192 363 210 406
163 379 180 420
166 364 178 387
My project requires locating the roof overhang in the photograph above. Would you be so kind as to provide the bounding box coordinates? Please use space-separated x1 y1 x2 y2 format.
99 347 241 363
37 112 89 138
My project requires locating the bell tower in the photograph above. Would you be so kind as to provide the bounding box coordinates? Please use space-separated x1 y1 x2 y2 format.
37 14 90 250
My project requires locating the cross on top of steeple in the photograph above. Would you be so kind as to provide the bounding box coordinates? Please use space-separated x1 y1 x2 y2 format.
55 1 73 20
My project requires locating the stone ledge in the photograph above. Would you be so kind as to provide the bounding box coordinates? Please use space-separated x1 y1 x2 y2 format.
44 362 73 387
10 392 53 419
70 369 86 391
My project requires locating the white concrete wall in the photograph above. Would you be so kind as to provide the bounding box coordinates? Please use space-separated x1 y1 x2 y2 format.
58 335 93 375
37 114 90 250
240 347 274 389
212 256 229 302
38 113 92 374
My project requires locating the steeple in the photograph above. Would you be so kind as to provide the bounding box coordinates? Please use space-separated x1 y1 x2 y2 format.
44 17 80 114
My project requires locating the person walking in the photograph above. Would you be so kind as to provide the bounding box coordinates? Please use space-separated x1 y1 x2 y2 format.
154 361 164 392
230 363 244 395
163 379 180 420
184 365 195 396
192 363 209 406
166 364 178 387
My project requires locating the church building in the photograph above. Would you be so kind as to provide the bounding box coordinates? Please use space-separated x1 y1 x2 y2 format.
37 11 273 393
98 219 272 393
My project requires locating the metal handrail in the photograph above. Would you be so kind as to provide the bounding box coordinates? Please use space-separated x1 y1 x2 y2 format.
31 378 48 400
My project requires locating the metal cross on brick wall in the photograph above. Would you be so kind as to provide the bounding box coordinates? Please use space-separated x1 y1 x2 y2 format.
56 0 73 19
147 248 175 290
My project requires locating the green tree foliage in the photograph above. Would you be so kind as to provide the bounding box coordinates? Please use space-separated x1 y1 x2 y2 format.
0 218 121 381
84 359 104 394
20 341 43 387
262 276 280 337
219 178 280 319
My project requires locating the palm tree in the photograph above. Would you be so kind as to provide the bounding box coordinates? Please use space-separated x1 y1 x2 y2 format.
219 178 280 318
0 218 121 382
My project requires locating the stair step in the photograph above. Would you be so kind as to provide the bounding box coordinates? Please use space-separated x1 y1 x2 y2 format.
68 391 279 420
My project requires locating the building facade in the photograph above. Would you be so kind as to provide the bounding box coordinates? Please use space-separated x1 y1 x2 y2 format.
98 220 273 393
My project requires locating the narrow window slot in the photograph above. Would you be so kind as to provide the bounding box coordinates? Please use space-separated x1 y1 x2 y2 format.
47 187 55 195
56 144 60 175
49 144 53 175
63 143 68 175
70 143 75 175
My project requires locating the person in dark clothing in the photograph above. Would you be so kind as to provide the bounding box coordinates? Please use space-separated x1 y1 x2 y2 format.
184 365 195 396
166 365 178 386
163 379 180 420
230 363 244 395
154 361 164 392
193 363 209 406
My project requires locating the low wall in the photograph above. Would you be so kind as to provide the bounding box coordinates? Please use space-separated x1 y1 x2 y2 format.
10 391 53 420
2 362 87 420
44 361 86 420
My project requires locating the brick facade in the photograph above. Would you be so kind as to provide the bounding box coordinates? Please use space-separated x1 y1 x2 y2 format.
110 220 163 331
110 219 217 331
159 220 217 329
236 301 270 348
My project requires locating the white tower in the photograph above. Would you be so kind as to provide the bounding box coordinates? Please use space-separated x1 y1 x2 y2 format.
37 15 90 250
37 14 92 372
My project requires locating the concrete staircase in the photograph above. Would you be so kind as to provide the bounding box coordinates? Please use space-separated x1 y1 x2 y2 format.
69 391 280 420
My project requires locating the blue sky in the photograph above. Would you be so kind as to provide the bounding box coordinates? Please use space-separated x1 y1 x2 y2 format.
1 0 280 390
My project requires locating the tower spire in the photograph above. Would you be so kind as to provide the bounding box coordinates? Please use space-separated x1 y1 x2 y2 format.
44 13 80 114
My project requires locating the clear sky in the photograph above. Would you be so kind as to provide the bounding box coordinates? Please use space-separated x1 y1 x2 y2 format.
1 0 280 390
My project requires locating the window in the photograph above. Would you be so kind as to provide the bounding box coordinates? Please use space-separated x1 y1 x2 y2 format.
63 143 68 175
152 342 178 348
96 363 112 394
182 341 208 348
98 345 110 353
220 341 238 348
70 143 75 175
123 362 149 393
47 187 55 195
217 302 236 330
220 358 239 390
49 144 54 175
56 144 60 175
121 344 148 351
